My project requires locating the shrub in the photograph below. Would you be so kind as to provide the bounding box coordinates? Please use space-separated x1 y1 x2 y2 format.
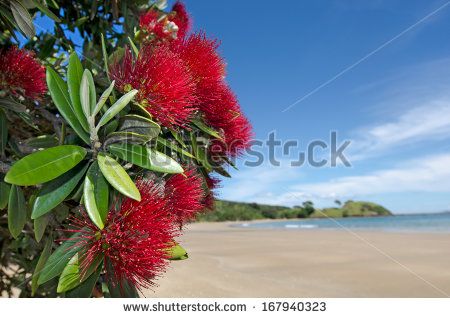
0 1 251 297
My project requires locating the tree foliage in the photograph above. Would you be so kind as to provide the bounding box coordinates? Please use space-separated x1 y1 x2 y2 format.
0 0 252 297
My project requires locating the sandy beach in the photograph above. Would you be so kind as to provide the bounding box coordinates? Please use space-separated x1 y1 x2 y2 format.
146 222 450 298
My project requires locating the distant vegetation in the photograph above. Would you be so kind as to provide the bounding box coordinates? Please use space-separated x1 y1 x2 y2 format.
197 200 392 222
310 201 392 218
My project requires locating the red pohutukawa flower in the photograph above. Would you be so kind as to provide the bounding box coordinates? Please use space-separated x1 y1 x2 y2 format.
67 180 179 291
202 174 221 211
200 83 253 157
170 1 192 40
140 10 179 40
109 45 196 128
170 31 253 156
172 32 226 101
165 168 205 223
0 46 46 99
140 2 191 41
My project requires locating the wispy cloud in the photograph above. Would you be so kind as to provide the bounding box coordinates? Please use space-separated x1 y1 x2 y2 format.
349 100 450 160
285 152 450 202
220 161 303 205
222 151 450 210
223 55 450 211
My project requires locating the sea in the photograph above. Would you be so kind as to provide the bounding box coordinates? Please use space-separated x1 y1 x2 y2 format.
236 213 450 233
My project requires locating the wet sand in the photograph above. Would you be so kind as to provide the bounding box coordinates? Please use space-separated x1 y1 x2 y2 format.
145 222 450 298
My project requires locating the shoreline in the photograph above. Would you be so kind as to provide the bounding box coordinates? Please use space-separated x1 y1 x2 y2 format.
147 222 450 298
207 215 450 235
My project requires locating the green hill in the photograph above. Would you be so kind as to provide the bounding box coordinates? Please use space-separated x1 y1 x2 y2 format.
197 200 392 222
196 200 288 222
310 201 392 218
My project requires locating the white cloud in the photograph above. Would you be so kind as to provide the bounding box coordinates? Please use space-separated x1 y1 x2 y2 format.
220 153 450 209
349 100 450 160
221 59 450 210
219 160 303 205
287 152 450 200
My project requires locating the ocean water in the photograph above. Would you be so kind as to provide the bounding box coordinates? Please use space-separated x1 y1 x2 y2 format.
237 213 450 233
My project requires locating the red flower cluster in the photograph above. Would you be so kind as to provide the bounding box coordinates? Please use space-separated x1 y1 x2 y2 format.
170 2 192 40
202 174 221 210
68 172 206 290
172 31 252 157
111 34 252 156
199 83 253 157
140 1 191 41
171 32 225 96
0 46 46 99
165 168 205 223
135 2 253 157
68 180 177 291
109 45 196 128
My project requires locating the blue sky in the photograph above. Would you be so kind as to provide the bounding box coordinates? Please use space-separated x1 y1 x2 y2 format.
29 1 450 213
183 0 450 213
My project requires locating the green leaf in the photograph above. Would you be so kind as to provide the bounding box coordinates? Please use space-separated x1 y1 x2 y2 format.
89 162 109 222
157 137 194 159
83 175 103 229
10 0 35 39
31 0 61 22
191 133 212 171
57 253 102 293
93 80 115 116
214 166 231 178
34 214 49 243
104 131 151 146
0 180 11 209
84 162 109 229
101 119 119 138
32 237 53 296
57 253 80 293
191 118 222 139
0 109 7 156
80 69 92 118
170 128 187 148
17 111 38 129
46 67 90 145
47 0 59 9
108 47 125 66
8 185 27 239
0 97 27 113
69 178 84 201
107 279 139 298
32 162 89 219
118 114 160 138
38 233 82 285
65 265 101 298
74 16 89 27
67 52 89 132
25 135 59 149
130 103 153 119
96 89 138 128
165 243 188 260
97 153 141 201
88 70 97 114
0 6 20 42
5 145 87 186
101 33 110 81
108 143 184 174
128 36 139 56
106 259 138 298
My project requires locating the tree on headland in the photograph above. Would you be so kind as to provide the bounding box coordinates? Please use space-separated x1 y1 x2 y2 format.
301 201 315 217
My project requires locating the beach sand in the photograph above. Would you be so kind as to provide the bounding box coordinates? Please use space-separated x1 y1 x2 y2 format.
145 222 450 298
